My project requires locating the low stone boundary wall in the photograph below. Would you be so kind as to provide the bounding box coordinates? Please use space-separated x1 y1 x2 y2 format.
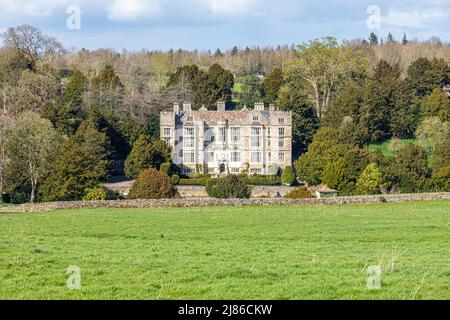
176 185 296 198
0 192 449 213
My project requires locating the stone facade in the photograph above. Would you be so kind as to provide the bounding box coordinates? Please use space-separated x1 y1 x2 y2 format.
160 102 292 175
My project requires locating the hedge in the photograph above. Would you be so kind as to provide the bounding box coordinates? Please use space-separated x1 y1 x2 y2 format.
179 178 208 186
240 175 281 186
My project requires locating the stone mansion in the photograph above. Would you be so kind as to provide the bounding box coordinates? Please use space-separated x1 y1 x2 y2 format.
160 102 292 175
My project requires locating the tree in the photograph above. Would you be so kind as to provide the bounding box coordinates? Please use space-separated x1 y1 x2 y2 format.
383 143 430 193
358 60 401 142
263 67 283 103
1 24 63 67
406 58 450 97
89 64 123 111
355 163 382 195
10 69 61 115
321 147 370 195
0 112 13 197
415 117 450 155
239 74 263 107
128 168 177 199
284 37 368 118
281 166 296 186
432 138 450 171
402 33 408 45
420 88 449 122
386 33 396 44
213 175 251 199
6 111 60 202
125 136 172 179
40 122 111 202
207 63 234 106
277 75 320 156
369 32 378 45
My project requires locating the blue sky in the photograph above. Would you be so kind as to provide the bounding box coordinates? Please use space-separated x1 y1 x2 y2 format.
1 0 449 51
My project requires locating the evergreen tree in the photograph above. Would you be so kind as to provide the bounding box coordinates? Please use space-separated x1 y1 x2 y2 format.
40 122 111 201
263 67 284 103
369 32 378 45
240 74 263 107
355 163 382 195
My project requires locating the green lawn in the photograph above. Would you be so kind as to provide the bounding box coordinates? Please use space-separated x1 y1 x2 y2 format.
0 201 449 300
368 139 418 157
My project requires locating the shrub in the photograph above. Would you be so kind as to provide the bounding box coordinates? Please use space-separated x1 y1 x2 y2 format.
281 166 296 186
128 168 177 199
83 188 107 201
213 175 251 199
159 163 172 176
206 178 219 196
171 174 180 185
240 175 281 185
179 178 207 186
284 186 314 199
430 165 450 191
355 163 382 195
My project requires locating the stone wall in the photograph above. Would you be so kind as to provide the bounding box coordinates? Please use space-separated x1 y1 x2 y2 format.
1 192 449 214
176 185 295 198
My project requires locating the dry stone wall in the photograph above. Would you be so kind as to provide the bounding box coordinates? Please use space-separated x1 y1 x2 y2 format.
0 192 449 213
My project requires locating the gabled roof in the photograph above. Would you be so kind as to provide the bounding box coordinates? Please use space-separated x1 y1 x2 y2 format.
309 184 338 193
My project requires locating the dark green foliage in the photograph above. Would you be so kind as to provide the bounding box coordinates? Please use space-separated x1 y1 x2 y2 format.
213 175 251 199
421 88 450 122
179 178 208 186
284 186 314 199
166 64 234 109
406 57 450 97
125 136 171 179
281 166 296 186
128 168 177 199
239 75 263 107
321 147 370 195
263 67 284 103
240 175 281 186
206 178 220 196
171 174 180 185
369 33 378 45
430 165 450 191
277 85 320 156
40 122 111 202
382 143 430 193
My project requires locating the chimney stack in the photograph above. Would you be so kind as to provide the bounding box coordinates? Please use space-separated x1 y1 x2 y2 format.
254 102 265 111
183 102 192 112
173 102 180 115
217 101 226 112
269 103 276 112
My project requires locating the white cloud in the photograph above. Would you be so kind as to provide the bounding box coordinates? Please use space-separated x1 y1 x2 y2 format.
0 0 69 17
382 7 449 29
107 0 163 21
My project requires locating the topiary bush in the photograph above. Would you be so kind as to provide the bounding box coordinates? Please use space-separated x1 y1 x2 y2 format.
171 174 180 185
284 186 314 199
281 166 296 186
83 188 107 201
159 162 172 176
128 168 178 199
213 175 251 199
205 178 219 196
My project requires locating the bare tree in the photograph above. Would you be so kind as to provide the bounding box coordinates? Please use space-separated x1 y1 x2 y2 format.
1 24 64 65
0 111 13 197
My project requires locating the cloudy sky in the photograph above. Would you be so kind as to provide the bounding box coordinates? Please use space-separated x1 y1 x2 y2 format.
0 0 449 51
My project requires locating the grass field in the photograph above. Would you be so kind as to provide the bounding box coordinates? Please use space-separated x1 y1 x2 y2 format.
0 201 449 300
